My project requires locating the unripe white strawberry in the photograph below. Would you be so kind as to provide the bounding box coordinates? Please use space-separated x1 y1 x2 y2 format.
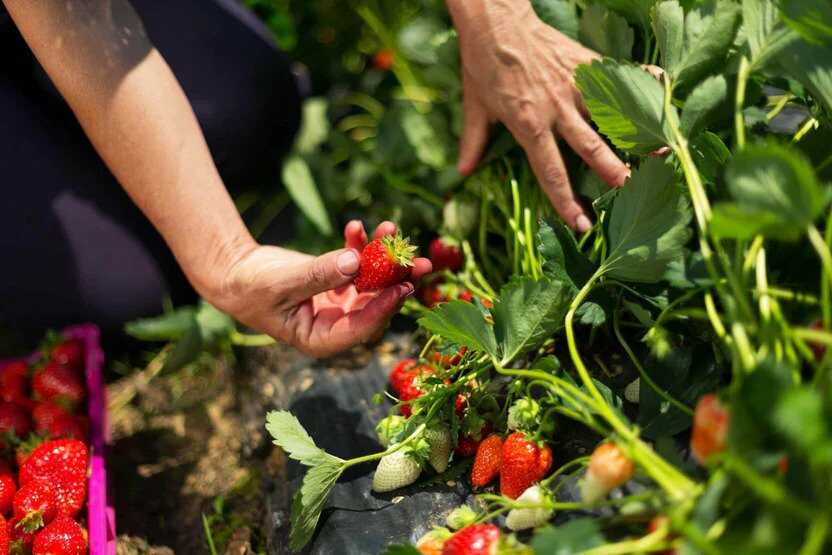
624 378 640 403
372 449 422 492
505 485 552 531
376 415 407 448
425 426 452 473
579 443 635 503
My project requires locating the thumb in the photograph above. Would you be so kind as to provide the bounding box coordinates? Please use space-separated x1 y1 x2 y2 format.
285 248 360 301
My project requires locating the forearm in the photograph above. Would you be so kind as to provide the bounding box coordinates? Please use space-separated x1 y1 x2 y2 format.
3 0 256 300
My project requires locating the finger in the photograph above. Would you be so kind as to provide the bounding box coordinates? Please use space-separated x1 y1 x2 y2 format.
283 248 361 302
521 130 592 233
344 220 368 251
458 93 490 176
315 283 413 356
410 257 433 281
557 109 629 188
373 221 397 239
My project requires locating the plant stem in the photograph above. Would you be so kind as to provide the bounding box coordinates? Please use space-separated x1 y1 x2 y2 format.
230 331 276 347
734 56 750 150
793 117 819 142
613 308 693 416
343 423 426 468
798 513 831 555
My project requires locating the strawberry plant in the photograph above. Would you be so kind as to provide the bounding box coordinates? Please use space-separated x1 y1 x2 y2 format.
265 0 832 552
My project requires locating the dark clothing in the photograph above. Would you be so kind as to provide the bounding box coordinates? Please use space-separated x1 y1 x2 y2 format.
0 0 301 332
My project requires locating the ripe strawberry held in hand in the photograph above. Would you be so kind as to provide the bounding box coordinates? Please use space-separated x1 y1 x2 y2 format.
33 516 87 555
441 523 500 555
354 233 417 292
500 432 552 500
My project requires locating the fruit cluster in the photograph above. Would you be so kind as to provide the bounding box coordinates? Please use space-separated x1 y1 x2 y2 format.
0 336 91 555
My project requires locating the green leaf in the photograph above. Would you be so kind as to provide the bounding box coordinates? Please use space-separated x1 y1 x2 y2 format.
598 0 654 30
124 306 197 341
689 131 731 184
195 301 234 345
282 155 333 236
418 301 498 359
531 519 605 554
709 204 786 240
680 75 728 138
398 17 445 64
575 59 675 154
653 1 684 73
537 220 596 290
714 143 828 240
576 301 607 328
532 0 580 39
379 546 422 555
289 460 344 551
743 0 799 69
602 158 692 283
293 98 329 154
773 388 832 464
265 410 336 466
779 0 832 45
401 108 447 169
777 38 832 115
674 1 742 91
160 318 203 373
579 5 634 59
493 277 571 364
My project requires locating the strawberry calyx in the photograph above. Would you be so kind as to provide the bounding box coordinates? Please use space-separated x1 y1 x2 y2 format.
16 510 44 534
381 233 417 268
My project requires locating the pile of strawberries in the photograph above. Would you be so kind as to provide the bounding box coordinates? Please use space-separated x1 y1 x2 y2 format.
0 337 90 554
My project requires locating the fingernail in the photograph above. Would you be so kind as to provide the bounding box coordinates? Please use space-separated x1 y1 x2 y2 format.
402 283 415 297
337 250 360 275
576 215 592 233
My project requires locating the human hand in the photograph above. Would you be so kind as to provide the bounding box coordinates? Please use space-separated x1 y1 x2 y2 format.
447 0 630 232
211 221 432 357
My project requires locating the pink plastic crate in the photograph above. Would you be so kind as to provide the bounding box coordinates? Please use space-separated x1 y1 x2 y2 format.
1 323 116 554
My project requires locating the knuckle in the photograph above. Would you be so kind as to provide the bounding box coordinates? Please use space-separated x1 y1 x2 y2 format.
514 105 548 142
306 261 331 288
580 135 606 160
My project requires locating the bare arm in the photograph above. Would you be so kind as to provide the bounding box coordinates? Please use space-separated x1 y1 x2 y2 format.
4 0 429 356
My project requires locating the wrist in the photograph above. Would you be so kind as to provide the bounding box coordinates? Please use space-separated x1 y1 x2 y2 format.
185 227 258 306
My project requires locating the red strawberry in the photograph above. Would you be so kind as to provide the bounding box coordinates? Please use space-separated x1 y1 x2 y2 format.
419 282 450 308
51 472 86 519
389 359 417 395
441 523 499 555
471 434 503 488
14 435 45 469
646 516 676 555
19 439 88 487
580 443 635 503
31 364 85 409
48 340 84 372
458 291 474 302
32 516 87 555
13 479 56 532
0 514 8 555
690 394 730 465
46 417 88 443
398 365 434 418
32 403 71 433
0 362 29 406
0 403 31 448
373 49 395 71
354 234 416 292
429 238 463 273
454 423 492 458
500 432 552 499
0 460 16 516
430 347 467 369
454 394 467 417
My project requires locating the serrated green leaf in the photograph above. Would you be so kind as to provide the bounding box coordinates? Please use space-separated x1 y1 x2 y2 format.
674 1 742 91
402 108 447 169
713 143 828 240
282 155 333 236
710 203 786 240
576 301 607 328
289 460 344 551
418 301 498 359
531 519 605 554
533 0 580 39
689 131 731 184
265 410 337 466
580 5 634 60
124 306 197 341
743 0 799 69
681 75 728 138
598 0 654 29
777 38 832 115
602 158 692 282
653 1 684 73
576 59 675 154
493 277 571 364
779 0 832 45
537 220 596 290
